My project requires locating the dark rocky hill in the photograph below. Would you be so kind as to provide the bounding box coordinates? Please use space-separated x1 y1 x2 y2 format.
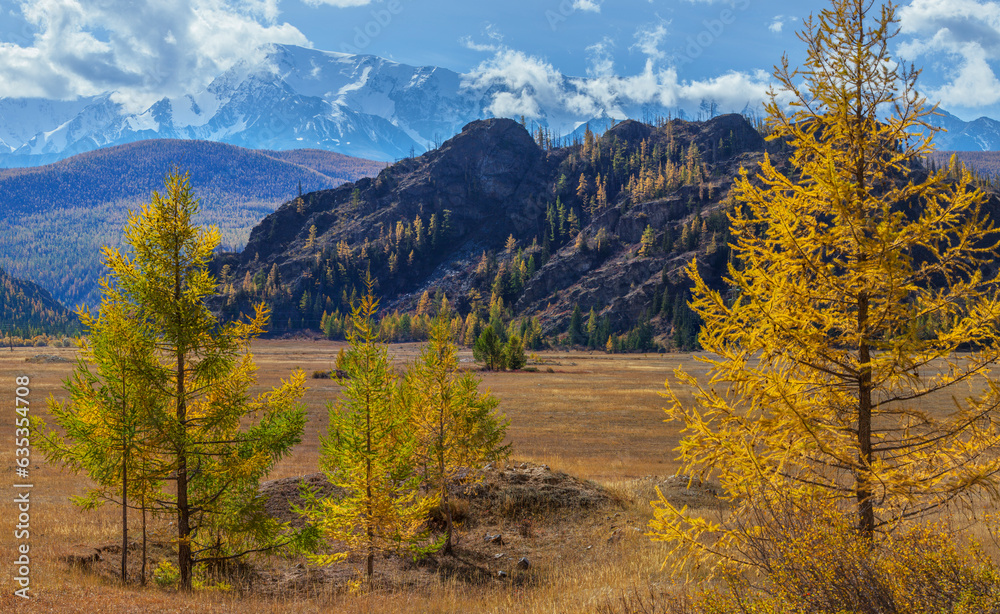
216 114 770 348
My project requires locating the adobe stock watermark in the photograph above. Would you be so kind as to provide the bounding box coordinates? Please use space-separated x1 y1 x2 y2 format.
546 0 600 31
339 0 411 55
12 375 32 600
676 0 751 66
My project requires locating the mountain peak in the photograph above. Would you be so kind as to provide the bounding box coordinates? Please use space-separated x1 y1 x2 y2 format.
5 43 1000 168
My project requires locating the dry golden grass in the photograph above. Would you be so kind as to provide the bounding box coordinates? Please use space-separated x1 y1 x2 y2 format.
0 341 700 612
0 341 992 612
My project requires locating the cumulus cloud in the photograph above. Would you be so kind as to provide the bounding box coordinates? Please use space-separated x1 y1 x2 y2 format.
632 22 669 62
899 0 1000 107
461 37 772 128
0 0 308 110
572 0 603 12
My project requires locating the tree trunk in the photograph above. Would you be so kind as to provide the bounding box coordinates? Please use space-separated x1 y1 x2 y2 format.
857 292 875 538
443 483 453 555
440 435 453 555
177 349 192 590
141 496 147 586
122 452 128 583
366 382 374 581
174 235 193 591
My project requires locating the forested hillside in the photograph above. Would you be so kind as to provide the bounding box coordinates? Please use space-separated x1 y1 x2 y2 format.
0 266 77 339
216 115 770 351
930 151 1000 180
0 140 385 308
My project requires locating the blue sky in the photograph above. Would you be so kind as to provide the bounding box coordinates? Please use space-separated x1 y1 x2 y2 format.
0 0 997 121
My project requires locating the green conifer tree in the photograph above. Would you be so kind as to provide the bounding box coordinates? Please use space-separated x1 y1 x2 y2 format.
37 280 163 585
101 170 307 590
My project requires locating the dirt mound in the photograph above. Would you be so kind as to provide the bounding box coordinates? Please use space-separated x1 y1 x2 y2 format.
259 473 345 528
467 462 613 519
260 463 613 527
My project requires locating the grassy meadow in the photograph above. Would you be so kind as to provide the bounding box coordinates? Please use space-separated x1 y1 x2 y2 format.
0 340 719 613
2 341 996 613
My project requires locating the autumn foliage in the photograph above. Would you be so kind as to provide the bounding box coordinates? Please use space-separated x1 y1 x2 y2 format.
652 0 1000 578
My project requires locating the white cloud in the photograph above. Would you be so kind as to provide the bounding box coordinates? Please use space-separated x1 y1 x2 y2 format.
767 14 798 34
572 0 602 12
921 41 1000 106
586 37 615 78
0 0 309 110
899 0 1000 107
460 36 499 52
462 45 772 126
461 23 504 53
632 22 669 62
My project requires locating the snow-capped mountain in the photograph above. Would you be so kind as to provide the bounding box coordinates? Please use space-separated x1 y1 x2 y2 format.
927 109 1000 151
4 44 998 167
0 46 537 165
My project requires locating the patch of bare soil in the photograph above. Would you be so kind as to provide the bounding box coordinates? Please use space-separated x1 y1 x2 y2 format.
25 353 72 363
466 462 613 518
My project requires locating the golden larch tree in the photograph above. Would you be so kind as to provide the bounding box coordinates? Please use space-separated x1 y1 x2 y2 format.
402 312 510 553
300 281 434 579
650 0 1000 572
103 170 307 590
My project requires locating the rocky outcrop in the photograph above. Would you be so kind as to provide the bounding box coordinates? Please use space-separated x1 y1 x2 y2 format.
220 113 773 341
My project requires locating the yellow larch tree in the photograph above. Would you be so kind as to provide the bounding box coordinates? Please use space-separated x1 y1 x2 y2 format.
300 281 435 580
650 0 1000 573
402 312 510 553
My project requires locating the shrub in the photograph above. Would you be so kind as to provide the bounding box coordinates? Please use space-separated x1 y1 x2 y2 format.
153 561 179 588
696 503 1000 614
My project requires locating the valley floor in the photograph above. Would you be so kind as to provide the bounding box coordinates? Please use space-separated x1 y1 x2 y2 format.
0 341 712 613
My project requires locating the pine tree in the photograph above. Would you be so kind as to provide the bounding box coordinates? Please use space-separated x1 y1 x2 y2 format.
639 224 656 256
100 170 307 590
502 334 527 370
403 314 510 553
301 282 434 578
585 307 598 348
306 225 317 250
651 0 1000 573
416 290 432 317
473 325 503 371
576 173 591 200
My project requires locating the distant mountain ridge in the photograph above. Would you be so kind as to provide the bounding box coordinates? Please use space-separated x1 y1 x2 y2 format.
0 44 671 166
0 139 384 308
4 45 999 167
928 110 1000 151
